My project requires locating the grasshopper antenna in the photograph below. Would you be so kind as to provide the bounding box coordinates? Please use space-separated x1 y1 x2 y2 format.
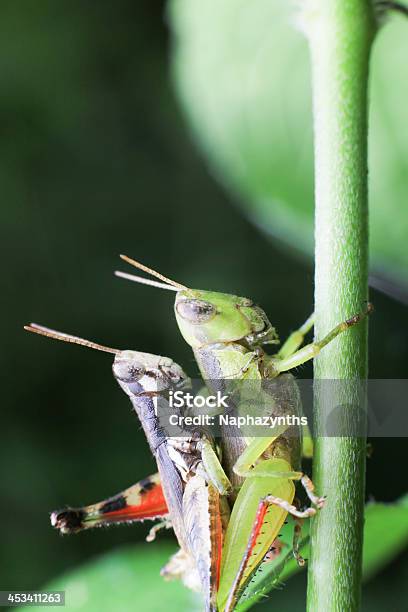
115 270 180 292
24 323 120 354
117 254 188 291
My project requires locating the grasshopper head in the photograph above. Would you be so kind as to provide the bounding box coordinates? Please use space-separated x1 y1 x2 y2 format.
113 351 187 393
175 289 279 349
23 322 189 393
115 256 279 349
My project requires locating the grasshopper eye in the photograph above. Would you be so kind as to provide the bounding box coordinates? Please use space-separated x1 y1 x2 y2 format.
128 364 145 380
176 299 216 324
114 360 146 382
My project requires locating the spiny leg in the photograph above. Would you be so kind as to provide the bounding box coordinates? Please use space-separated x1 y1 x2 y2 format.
276 313 315 360
222 472 324 611
272 305 373 373
51 473 168 534
224 494 270 612
263 538 284 562
218 460 295 611
223 483 320 611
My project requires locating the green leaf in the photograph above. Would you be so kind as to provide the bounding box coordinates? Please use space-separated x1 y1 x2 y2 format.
363 495 408 580
237 496 408 610
31 544 201 612
169 0 408 285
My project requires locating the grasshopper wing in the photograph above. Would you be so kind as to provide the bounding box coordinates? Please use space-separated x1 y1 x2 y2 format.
183 475 223 612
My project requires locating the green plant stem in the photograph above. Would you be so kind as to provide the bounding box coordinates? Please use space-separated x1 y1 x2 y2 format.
303 2 376 610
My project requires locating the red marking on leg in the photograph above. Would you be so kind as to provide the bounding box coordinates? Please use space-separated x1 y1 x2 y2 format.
208 486 223 609
104 484 168 522
214 507 223 590
225 501 269 612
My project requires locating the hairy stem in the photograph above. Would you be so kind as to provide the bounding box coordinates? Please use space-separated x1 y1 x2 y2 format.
302 2 376 610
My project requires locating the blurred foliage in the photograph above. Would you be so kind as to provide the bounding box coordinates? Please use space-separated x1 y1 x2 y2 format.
33 545 200 612
363 495 408 580
169 0 408 287
1 1 407 611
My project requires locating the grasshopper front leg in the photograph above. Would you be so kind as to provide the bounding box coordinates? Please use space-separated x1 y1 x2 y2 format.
271 305 372 373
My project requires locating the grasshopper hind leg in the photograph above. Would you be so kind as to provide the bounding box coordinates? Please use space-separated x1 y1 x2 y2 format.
51 473 168 534
222 475 325 612
223 495 271 612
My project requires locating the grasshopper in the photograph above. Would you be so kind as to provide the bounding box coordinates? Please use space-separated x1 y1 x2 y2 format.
116 256 372 611
24 323 232 611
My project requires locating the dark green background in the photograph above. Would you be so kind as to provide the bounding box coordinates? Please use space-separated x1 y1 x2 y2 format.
1 2 407 610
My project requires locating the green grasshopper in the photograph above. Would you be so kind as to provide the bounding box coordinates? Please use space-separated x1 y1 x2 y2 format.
24 323 232 611
117 255 372 611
